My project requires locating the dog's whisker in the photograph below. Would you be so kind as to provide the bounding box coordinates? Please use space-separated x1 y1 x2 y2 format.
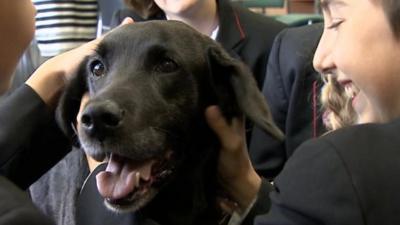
135 172 140 187
70 122 79 136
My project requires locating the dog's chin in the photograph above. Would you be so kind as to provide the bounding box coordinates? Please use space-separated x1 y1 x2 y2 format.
104 188 158 213
100 155 175 213
90 150 176 214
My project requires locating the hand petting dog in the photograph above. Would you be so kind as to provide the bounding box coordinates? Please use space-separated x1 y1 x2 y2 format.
25 17 134 108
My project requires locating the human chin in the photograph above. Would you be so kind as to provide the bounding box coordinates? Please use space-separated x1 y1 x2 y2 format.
354 92 380 124
164 0 197 14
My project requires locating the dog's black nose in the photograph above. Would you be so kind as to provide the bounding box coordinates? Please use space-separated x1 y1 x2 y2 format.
81 100 124 141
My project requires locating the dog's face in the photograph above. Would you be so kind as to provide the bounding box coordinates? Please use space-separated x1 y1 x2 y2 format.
57 21 283 214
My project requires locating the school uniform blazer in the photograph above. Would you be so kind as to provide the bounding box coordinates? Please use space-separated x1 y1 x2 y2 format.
249 24 325 178
111 0 287 89
245 119 400 225
0 85 70 189
0 176 53 225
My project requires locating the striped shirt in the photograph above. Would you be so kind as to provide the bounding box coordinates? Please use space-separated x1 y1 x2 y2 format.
33 0 98 57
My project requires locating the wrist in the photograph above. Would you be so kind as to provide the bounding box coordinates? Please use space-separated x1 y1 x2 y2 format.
26 61 67 108
226 168 261 211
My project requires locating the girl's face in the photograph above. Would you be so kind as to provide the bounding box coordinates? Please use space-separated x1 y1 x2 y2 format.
314 0 400 124
0 0 36 94
153 0 204 16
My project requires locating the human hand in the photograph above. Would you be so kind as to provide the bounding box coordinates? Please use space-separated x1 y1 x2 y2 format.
26 17 134 107
205 105 261 211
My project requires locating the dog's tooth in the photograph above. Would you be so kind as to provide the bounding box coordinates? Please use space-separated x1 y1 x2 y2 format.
135 172 140 187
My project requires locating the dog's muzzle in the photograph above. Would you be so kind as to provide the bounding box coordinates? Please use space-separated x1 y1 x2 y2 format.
80 100 125 142
95 152 174 212
79 100 176 212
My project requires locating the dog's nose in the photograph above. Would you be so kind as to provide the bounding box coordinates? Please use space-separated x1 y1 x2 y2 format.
80 100 124 141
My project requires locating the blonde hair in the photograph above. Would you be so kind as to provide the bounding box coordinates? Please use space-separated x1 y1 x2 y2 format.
320 75 357 131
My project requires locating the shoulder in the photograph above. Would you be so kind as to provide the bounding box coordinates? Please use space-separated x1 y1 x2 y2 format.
266 24 323 86
233 4 285 30
280 120 400 223
264 24 323 95
235 7 286 37
290 120 400 182
274 23 323 54
218 0 286 36
315 120 400 155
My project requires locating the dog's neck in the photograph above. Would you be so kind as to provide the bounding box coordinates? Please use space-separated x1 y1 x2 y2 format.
140 118 222 225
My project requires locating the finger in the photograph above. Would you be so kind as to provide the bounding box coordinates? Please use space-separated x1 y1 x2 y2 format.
205 105 230 137
217 197 239 215
98 17 134 40
120 17 135 26
205 105 242 149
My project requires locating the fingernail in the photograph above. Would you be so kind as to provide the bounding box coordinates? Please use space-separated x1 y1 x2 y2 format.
122 17 134 24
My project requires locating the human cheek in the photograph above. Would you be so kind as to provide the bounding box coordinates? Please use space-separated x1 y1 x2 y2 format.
153 0 166 10
331 34 360 81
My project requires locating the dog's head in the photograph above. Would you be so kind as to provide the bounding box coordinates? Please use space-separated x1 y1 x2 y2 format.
57 21 283 214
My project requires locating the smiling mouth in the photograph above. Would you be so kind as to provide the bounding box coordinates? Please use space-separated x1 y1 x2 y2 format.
340 81 360 101
95 151 174 212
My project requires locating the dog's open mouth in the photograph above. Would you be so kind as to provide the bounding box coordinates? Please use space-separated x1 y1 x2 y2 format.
95 151 174 212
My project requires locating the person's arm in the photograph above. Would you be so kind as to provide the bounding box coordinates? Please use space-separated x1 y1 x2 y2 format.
0 39 100 189
206 106 363 225
206 105 274 225
205 106 261 210
0 18 134 189
0 85 68 190
25 38 101 108
253 139 363 225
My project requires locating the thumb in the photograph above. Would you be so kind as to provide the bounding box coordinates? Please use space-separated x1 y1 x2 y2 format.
205 105 242 149
120 17 135 26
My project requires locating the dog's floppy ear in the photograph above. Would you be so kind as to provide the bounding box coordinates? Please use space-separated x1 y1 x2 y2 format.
56 59 89 147
207 46 284 141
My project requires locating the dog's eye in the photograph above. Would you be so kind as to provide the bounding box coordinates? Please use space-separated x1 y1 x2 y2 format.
155 58 178 73
90 61 105 77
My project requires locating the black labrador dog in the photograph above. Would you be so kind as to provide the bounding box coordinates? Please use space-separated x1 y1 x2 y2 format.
57 21 283 225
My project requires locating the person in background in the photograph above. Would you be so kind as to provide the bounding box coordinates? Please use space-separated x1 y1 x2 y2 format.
249 23 325 178
32 0 98 58
112 0 286 90
206 0 400 224
0 0 83 224
6 0 99 98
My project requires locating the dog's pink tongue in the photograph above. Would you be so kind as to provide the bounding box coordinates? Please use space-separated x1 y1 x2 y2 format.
96 154 152 200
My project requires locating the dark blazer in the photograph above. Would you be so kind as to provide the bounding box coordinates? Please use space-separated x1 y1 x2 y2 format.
29 149 89 225
0 85 70 189
249 24 325 178
0 85 68 225
111 0 286 89
245 119 400 225
0 176 53 225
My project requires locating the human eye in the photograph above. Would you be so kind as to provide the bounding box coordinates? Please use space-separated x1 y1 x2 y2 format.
326 18 344 29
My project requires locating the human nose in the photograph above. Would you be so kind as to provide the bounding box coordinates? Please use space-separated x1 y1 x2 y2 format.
313 29 335 75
